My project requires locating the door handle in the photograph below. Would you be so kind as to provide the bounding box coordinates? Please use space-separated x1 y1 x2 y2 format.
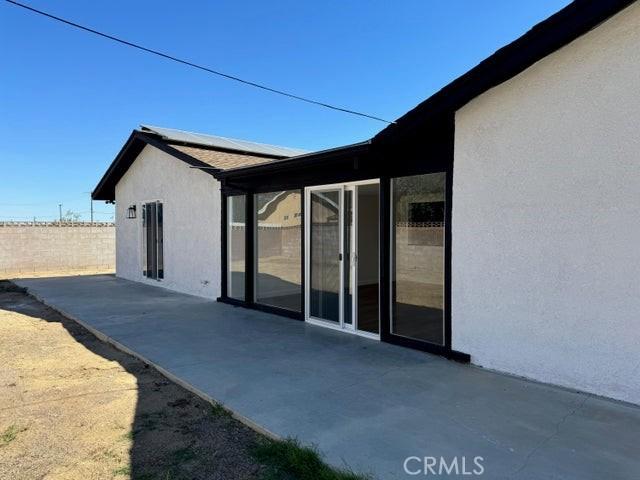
339 253 343 261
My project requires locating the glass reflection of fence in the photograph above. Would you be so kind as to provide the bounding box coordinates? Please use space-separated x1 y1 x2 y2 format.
396 222 444 246
229 225 302 259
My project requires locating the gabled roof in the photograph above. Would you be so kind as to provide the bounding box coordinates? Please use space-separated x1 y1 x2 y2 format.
374 0 637 145
92 126 308 201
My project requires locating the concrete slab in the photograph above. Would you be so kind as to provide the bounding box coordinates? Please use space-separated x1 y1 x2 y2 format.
14 275 640 479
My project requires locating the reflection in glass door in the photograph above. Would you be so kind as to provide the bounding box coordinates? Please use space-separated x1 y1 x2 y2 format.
309 189 341 323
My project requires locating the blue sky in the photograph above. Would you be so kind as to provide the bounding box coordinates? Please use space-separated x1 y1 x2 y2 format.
1 0 569 221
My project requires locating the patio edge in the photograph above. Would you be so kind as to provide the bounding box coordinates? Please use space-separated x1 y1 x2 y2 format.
17 282 281 442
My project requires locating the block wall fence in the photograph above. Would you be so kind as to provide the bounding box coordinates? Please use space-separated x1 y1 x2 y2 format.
0 222 115 277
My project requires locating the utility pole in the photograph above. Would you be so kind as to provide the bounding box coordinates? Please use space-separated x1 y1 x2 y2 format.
84 191 94 223
58 203 62 222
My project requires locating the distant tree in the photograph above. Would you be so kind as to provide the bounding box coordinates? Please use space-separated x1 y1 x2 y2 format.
61 210 82 222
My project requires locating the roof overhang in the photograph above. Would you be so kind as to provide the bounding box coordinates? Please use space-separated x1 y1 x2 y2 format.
215 141 373 193
91 130 225 201
216 141 371 180
374 0 636 147
91 130 292 201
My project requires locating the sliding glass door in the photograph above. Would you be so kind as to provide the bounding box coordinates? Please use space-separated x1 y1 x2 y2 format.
305 181 380 336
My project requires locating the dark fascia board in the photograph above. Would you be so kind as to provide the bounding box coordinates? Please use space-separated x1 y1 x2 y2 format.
374 0 637 145
213 141 371 181
91 130 222 201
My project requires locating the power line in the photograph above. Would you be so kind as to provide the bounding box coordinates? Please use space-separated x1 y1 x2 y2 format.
5 0 395 125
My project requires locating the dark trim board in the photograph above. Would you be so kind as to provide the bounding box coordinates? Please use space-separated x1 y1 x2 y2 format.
245 193 255 304
378 177 392 343
217 297 304 321
384 334 470 363
220 194 228 298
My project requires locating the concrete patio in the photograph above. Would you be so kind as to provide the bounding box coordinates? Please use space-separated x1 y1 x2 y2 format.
13 274 640 479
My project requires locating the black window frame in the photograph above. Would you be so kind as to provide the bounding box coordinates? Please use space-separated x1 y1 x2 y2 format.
220 187 304 320
142 201 163 280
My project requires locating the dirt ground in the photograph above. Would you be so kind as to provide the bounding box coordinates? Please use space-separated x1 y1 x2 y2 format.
0 281 265 480
1 268 115 280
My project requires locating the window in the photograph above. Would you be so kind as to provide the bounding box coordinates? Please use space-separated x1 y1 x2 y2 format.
142 201 163 280
255 190 302 311
227 195 246 300
391 173 445 345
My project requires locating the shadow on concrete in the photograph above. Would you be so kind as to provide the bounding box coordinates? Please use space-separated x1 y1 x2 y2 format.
0 281 263 480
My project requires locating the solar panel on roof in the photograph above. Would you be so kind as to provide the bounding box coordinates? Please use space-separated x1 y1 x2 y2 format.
140 125 308 157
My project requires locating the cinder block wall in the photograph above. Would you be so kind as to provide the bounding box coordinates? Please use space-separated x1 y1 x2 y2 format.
0 222 115 276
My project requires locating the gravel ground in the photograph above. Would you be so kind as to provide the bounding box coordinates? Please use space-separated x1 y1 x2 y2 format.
0 280 265 480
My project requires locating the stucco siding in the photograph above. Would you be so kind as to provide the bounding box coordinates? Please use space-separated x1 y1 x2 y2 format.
452 2 640 404
115 145 221 299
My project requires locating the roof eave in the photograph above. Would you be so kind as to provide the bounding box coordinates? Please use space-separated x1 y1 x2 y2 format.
91 131 221 202
374 0 637 145
214 141 371 180
92 130 141 201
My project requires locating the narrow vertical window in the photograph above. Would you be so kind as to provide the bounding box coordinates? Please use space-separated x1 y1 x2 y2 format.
227 195 246 300
157 202 164 279
142 204 147 277
143 201 163 280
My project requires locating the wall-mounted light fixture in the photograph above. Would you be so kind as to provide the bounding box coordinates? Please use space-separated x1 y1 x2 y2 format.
127 205 137 219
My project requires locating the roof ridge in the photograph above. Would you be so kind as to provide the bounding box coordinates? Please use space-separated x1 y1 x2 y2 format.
139 124 307 154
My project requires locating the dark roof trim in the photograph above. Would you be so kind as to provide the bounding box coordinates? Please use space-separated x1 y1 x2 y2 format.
374 0 636 144
214 141 371 180
92 130 221 201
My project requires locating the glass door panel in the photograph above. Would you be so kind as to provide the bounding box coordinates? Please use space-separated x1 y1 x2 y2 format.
227 195 246 301
309 189 341 323
355 183 380 335
391 173 446 345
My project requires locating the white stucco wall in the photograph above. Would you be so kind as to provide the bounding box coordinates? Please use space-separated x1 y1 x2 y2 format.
452 2 640 404
115 145 221 299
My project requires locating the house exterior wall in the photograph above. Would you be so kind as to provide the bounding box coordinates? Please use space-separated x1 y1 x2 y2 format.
114 145 221 299
452 2 640 404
